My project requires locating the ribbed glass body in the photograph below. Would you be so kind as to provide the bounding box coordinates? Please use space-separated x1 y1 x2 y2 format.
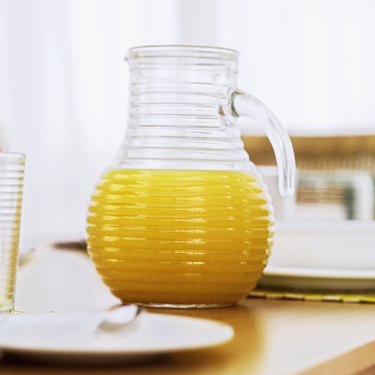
0 153 25 313
115 46 253 171
87 46 274 308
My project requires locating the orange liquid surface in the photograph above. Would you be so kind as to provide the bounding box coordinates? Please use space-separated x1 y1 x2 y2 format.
87 169 273 307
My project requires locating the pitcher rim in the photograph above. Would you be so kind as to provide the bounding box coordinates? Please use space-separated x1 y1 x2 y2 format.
126 45 238 61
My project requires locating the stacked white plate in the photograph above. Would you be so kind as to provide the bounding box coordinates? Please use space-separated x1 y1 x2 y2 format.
260 220 375 291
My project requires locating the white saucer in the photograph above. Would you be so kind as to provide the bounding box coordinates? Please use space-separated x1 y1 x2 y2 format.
269 220 375 270
0 311 233 364
259 266 375 291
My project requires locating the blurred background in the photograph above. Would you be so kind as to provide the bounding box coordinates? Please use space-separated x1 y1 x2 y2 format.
0 0 374 248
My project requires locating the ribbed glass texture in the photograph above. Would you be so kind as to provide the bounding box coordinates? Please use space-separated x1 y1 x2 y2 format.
0 153 25 313
114 46 253 171
87 46 274 308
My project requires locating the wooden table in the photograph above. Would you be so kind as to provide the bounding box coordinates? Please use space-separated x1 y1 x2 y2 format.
1 247 375 375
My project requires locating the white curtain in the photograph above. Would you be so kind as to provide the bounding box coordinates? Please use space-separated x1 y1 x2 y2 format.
177 0 375 133
0 0 374 245
0 0 181 245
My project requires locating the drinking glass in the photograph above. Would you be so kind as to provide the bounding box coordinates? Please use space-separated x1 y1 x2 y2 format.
0 153 25 313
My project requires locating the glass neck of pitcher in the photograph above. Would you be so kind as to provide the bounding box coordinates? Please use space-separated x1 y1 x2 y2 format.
113 46 252 171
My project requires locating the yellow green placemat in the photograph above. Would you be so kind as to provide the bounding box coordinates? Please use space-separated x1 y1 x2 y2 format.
248 288 375 304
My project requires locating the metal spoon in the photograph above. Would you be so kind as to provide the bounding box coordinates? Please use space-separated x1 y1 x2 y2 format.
96 304 143 333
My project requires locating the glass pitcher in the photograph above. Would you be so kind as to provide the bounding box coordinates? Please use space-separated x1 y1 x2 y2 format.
87 45 295 308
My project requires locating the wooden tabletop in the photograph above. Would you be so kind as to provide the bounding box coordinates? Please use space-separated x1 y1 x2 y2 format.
1 247 375 375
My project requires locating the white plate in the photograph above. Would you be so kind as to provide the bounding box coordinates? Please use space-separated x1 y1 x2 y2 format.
269 220 375 270
0 311 233 364
259 266 375 291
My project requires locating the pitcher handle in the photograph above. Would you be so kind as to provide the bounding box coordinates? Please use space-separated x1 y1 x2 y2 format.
232 91 296 197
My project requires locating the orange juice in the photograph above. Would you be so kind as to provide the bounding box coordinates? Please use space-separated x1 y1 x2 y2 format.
87 169 273 307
